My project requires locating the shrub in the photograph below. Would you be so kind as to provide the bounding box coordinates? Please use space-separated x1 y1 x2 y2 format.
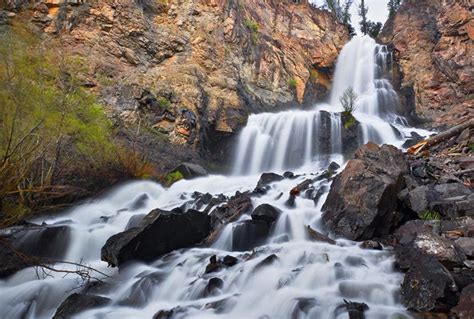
166 171 184 186
158 97 171 109
244 18 260 44
339 87 358 114
288 78 298 89
310 69 319 80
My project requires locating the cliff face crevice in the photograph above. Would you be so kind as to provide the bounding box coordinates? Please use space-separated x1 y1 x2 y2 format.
379 0 473 128
4 0 348 161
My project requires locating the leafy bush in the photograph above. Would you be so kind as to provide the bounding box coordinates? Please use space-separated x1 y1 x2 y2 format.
339 87 358 114
244 18 260 44
158 97 171 109
166 171 184 186
420 210 441 220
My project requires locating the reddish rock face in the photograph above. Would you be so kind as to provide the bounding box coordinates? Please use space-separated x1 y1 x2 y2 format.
379 0 473 128
6 0 348 148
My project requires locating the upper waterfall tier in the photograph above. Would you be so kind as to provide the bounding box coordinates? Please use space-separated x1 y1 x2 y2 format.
233 36 411 175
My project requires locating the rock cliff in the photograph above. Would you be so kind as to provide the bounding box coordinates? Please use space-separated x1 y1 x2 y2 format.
379 0 473 128
4 0 348 160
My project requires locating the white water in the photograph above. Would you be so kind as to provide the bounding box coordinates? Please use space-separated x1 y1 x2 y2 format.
0 36 427 319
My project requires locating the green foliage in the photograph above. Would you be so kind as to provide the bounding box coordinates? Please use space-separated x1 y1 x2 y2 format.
367 21 383 38
288 78 298 89
158 97 171 109
420 210 441 221
166 170 184 186
339 87 358 114
310 70 319 80
244 18 260 44
0 23 114 221
323 1 355 36
388 0 402 18
343 115 357 129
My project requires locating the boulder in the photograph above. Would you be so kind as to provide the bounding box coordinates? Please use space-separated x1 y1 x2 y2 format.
255 173 284 189
169 162 208 179
401 256 458 312
0 239 33 278
251 204 282 224
395 220 466 270
53 293 111 319
209 192 252 229
10 225 71 260
452 284 474 319
455 237 474 258
232 220 270 251
334 300 369 319
206 277 224 296
118 270 164 307
322 143 409 240
101 208 211 267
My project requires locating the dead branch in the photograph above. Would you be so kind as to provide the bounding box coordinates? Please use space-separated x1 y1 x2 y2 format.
408 118 474 155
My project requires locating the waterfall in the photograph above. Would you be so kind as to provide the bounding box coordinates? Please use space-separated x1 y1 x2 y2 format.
0 36 430 319
233 36 410 175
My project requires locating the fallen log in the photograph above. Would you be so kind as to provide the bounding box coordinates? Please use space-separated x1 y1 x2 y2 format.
306 225 336 245
408 118 474 155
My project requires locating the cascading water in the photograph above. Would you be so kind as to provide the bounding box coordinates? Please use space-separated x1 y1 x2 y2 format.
0 36 429 319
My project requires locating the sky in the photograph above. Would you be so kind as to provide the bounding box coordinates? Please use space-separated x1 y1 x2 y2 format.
311 0 389 33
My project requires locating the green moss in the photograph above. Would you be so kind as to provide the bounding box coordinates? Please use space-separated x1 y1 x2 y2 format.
420 210 441 220
343 114 357 129
310 70 319 80
166 170 184 186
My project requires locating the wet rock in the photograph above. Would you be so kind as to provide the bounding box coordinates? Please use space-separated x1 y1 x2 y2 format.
251 204 282 224
452 284 474 319
254 254 279 271
53 293 111 319
223 255 238 267
11 225 71 260
401 257 458 312
0 239 34 278
129 193 149 210
339 281 386 300
327 161 341 173
206 277 224 296
306 225 336 245
283 171 295 179
101 208 211 267
290 297 318 318
359 240 383 250
209 192 252 229
344 256 367 267
322 143 409 240
232 220 270 251
153 306 187 319
205 255 222 274
169 162 208 179
255 173 284 189
118 271 164 307
125 214 145 230
334 299 369 319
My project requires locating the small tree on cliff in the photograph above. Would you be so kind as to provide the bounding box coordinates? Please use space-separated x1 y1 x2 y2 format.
388 0 402 18
340 87 358 114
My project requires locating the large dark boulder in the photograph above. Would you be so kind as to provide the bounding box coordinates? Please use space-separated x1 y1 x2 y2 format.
53 293 111 319
209 192 252 229
401 256 458 313
101 208 211 267
401 183 473 219
255 173 284 189
322 142 409 240
0 239 33 278
452 284 474 319
251 204 282 224
232 220 270 251
169 162 208 179
395 220 466 270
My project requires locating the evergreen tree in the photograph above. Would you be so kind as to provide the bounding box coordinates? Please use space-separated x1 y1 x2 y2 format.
358 0 369 35
388 0 402 18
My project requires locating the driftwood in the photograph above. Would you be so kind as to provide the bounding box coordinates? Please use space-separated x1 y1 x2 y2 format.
306 225 336 245
408 118 474 155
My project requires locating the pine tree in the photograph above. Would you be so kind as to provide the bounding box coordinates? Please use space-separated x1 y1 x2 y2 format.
358 0 369 35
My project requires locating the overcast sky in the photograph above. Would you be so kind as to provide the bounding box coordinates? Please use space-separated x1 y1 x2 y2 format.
311 0 389 33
